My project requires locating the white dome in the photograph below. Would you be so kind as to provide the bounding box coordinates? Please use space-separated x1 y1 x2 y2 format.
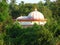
28 9 44 19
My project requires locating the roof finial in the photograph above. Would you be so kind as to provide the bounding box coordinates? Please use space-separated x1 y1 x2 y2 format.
35 8 37 11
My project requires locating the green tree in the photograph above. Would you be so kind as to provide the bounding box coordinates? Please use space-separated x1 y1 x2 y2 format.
19 1 25 16
9 0 19 19
0 0 12 45
0 0 9 22
0 0 12 32
44 0 51 8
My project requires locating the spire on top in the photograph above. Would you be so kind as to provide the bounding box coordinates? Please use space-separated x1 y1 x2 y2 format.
35 8 37 11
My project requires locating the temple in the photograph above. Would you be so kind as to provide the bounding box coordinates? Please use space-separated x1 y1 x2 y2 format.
16 8 47 26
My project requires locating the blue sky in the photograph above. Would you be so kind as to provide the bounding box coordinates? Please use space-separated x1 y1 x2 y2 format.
8 0 56 4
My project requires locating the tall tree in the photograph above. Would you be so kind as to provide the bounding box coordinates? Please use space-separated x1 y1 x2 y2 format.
0 0 9 22
9 0 18 19
0 0 12 45
45 0 50 8
0 0 12 32
11 0 16 4
56 0 60 16
19 1 25 16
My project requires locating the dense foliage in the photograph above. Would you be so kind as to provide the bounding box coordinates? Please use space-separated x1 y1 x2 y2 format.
0 0 60 45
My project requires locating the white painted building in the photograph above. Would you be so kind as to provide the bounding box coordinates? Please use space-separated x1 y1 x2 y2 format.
16 8 47 26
